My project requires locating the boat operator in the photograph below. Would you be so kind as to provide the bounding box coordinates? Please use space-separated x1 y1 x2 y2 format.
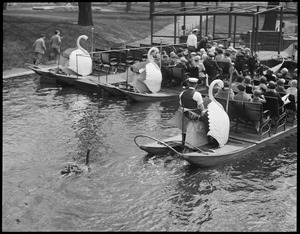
179 77 210 147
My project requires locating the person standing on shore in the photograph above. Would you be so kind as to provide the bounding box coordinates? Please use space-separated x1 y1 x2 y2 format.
50 30 63 62
33 34 46 65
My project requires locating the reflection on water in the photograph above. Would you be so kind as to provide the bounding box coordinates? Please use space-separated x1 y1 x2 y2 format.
2 75 297 231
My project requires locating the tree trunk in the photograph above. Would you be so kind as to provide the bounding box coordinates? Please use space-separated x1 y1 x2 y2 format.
261 2 280 31
181 1 185 11
78 2 93 26
3 2 7 10
125 2 131 13
148 1 155 20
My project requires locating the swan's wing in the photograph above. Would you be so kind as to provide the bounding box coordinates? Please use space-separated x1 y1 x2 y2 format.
67 49 92 76
207 102 230 147
143 62 162 93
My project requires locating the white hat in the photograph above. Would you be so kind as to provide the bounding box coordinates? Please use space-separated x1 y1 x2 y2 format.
194 55 201 61
180 57 187 62
170 51 176 58
281 68 288 74
218 44 224 48
208 51 215 57
188 77 198 83
191 52 197 56
192 28 198 33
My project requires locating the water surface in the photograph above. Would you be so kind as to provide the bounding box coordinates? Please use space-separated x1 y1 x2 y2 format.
2 75 297 231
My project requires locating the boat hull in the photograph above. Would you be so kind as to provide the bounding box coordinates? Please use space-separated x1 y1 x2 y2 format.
97 81 129 96
27 64 57 84
49 71 79 86
121 87 181 102
136 124 297 167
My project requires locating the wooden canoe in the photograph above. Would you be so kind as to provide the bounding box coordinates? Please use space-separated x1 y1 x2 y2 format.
120 87 182 102
134 123 297 168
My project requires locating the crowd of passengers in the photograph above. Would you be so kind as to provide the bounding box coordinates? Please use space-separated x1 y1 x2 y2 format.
159 34 298 113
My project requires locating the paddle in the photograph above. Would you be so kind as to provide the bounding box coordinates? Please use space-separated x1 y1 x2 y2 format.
160 38 163 68
181 101 186 151
91 27 94 59
57 42 61 72
126 62 129 90
226 65 234 113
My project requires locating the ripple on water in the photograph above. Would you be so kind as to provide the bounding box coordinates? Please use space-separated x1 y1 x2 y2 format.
2 75 297 231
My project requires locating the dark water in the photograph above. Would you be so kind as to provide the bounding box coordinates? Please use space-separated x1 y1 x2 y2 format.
2 75 297 231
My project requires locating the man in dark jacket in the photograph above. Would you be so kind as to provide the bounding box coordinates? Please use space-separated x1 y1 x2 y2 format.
264 81 284 107
203 52 222 84
197 36 208 51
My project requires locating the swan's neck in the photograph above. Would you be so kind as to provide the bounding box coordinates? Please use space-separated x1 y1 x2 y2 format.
209 80 224 109
209 82 217 103
77 36 89 55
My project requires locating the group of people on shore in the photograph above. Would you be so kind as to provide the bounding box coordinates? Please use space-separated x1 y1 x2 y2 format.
33 30 63 65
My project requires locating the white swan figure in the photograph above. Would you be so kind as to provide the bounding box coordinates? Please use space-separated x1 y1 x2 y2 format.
66 35 92 76
131 47 162 93
143 47 162 93
207 79 230 147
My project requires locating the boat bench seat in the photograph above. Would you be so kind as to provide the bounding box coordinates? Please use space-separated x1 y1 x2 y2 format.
263 96 287 133
278 93 297 125
216 98 272 140
170 67 189 86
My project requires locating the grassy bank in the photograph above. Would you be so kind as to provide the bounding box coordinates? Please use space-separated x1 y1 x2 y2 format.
3 2 178 70
3 2 297 71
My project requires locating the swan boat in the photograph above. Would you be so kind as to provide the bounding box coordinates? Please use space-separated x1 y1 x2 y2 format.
134 123 297 167
134 79 297 167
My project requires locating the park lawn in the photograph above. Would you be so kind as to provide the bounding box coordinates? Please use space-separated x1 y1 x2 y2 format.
3 2 297 70
3 3 177 70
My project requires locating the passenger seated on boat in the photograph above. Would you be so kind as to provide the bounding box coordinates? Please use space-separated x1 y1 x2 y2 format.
277 68 292 82
170 57 188 85
258 76 268 93
169 51 179 65
234 50 247 74
193 55 207 80
275 79 287 94
286 80 297 109
264 81 284 108
231 75 244 93
178 78 209 147
131 47 162 93
234 84 252 102
251 90 267 132
245 78 253 95
265 69 277 82
215 80 234 100
203 52 222 84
